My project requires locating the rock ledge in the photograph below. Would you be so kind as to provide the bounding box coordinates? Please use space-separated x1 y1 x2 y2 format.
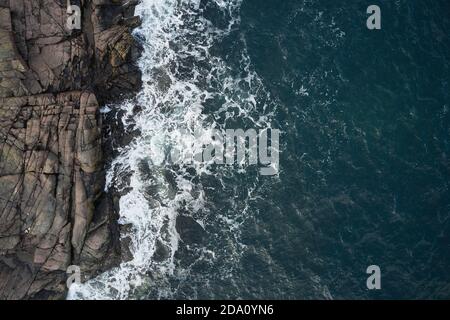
0 0 142 299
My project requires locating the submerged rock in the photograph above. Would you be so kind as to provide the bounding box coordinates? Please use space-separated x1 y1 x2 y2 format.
152 240 170 263
176 215 207 245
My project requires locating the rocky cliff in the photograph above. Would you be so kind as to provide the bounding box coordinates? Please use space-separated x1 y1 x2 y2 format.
0 0 141 299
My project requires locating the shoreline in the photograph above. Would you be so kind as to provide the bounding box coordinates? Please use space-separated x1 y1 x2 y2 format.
0 0 142 299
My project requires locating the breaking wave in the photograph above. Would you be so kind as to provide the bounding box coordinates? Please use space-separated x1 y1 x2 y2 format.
68 0 277 299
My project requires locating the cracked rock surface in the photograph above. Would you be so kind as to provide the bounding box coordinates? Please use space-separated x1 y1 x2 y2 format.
0 0 141 299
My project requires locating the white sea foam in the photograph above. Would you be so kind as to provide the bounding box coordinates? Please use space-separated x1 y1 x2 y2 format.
68 0 276 300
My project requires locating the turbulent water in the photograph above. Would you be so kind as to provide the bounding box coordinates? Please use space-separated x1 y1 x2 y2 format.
69 0 450 299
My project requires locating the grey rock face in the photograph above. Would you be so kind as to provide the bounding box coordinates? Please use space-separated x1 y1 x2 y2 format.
0 0 141 299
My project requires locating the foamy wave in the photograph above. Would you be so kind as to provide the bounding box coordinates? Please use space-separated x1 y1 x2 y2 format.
68 0 276 300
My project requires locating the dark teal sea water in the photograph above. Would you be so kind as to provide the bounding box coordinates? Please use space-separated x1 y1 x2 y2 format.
196 0 450 299
71 0 450 300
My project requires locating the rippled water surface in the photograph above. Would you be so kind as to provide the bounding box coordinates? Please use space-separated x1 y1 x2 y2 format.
69 0 450 299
